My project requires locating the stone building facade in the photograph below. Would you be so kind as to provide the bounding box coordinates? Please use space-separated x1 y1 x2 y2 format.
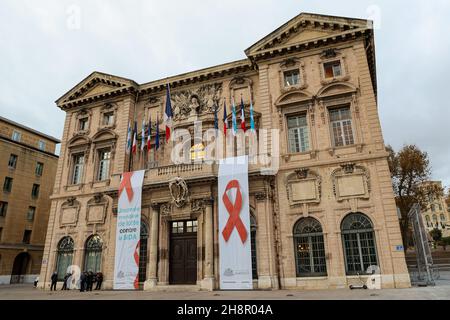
0 116 59 284
39 13 410 290
421 181 450 237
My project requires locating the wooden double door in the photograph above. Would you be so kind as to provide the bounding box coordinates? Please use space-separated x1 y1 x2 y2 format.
169 220 198 285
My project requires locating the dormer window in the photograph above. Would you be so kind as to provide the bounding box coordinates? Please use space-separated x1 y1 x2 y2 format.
324 61 342 78
79 117 89 131
284 69 300 87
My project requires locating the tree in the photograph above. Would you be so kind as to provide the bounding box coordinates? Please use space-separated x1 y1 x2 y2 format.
387 144 443 251
430 228 442 242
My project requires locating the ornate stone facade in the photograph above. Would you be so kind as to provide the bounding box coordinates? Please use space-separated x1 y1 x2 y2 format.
39 13 410 291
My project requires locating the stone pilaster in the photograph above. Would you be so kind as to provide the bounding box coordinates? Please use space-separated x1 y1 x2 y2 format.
201 198 215 291
144 203 160 290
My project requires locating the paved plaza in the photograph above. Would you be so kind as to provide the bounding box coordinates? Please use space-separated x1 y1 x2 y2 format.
0 274 449 300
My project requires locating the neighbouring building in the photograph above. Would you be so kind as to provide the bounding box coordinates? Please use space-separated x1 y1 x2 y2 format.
0 116 59 284
421 181 450 237
39 13 410 290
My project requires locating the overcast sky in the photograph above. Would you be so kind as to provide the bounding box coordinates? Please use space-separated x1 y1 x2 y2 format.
0 0 449 188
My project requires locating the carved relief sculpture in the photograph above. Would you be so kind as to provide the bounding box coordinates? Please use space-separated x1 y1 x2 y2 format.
168 177 189 208
171 83 222 121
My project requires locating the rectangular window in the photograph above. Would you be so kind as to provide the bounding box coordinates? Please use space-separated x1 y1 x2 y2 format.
8 154 18 169
146 147 158 169
3 177 13 192
78 118 88 131
186 220 198 233
97 149 111 181
38 140 46 151
171 221 184 234
287 114 310 153
12 130 21 142
329 107 354 147
31 184 40 199
283 69 300 87
27 206 36 221
324 61 342 78
71 154 84 185
23 230 32 244
102 112 114 126
35 162 44 176
0 201 8 217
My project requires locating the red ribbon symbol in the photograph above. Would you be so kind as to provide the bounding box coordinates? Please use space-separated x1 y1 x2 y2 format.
118 172 134 202
133 240 140 289
222 179 248 244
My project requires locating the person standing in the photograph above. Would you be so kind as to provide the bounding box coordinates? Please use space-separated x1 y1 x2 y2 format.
88 271 94 291
61 273 70 290
79 272 86 292
95 272 103 290
50 272 58 291
85 271 92 291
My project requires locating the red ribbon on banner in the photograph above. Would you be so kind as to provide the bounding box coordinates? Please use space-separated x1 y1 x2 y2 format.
133 240 140 289
118 172 134 202
222 179 248 243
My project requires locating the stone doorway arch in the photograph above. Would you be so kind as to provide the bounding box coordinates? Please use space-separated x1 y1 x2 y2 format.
10 252 31 284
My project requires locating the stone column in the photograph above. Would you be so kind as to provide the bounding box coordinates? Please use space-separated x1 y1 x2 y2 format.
144 203 159 290
201 198 215 291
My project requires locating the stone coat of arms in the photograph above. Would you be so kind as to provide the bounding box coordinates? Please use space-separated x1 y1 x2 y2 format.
169 177 189 208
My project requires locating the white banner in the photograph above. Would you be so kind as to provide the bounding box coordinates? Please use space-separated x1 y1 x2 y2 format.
113 170 145 290
218 156 252 290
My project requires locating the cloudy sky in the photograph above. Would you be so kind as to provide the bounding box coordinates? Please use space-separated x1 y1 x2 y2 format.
0 0 449 187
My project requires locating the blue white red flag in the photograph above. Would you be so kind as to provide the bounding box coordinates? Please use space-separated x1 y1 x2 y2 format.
164 84 173 142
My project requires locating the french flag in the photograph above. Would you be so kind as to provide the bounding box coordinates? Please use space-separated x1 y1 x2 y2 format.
147 115 152 152
132 121 137 155
223 98 227 135
240 97 246 132
164 84 173 142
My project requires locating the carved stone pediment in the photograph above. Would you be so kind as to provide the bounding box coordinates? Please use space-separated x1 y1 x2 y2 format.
331 164 371 202
285 169 321 207
169 177 189 208
170 83 222 121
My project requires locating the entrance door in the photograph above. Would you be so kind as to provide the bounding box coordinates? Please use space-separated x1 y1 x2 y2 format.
169 220 197 285
10 252 30 284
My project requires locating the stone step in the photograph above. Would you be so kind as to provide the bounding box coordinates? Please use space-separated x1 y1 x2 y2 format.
147 284 200 292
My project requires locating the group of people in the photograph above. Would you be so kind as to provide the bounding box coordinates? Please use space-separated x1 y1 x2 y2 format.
49 271 103 291
79 271 103 292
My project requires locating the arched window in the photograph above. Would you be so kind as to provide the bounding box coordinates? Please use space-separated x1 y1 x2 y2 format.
293 218 327 277
425 215 431 227
84 235 103 272
139 221 149 283
250 214 257 280
432 214 438 228
56 236 74 280
341 213 378 275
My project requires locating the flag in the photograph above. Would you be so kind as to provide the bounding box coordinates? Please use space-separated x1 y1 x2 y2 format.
240 97 246 132
132 121 137 155
141 119 145 152
126 121 132 154
223 99 228 135
214 102 219 134
147 115 152 152
155 116 160 151
249 97 255 132
164 84 173 142
231 97 237 136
